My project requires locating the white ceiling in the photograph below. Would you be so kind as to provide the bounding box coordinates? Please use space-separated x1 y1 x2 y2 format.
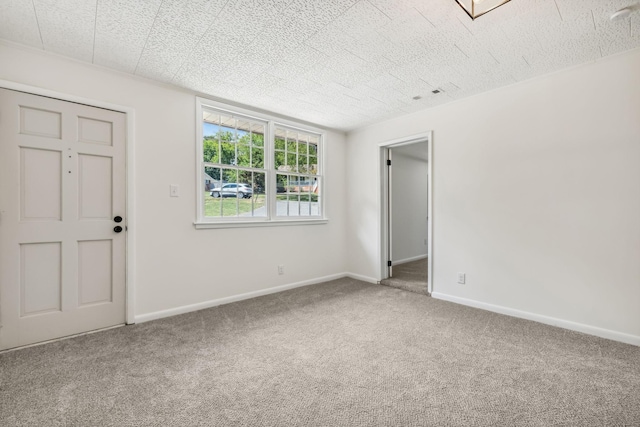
1 0 638 131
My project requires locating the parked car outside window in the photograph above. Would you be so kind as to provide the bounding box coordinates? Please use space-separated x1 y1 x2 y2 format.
210 183 253 199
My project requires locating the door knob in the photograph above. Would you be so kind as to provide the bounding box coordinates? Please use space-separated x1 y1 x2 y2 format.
114 226 123 233
114 216 123 223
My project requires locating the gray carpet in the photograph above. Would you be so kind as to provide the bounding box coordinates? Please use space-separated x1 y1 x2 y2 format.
380 258 428 294
1 278 639 426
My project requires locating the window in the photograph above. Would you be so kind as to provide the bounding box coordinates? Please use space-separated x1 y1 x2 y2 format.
274 126 321 217
196 98 325 228
201 110 267 219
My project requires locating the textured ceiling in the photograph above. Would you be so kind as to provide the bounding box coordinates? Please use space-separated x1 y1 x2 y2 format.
1 0 638 130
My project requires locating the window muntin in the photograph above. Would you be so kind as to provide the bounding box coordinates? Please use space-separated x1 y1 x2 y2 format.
197 99 324 225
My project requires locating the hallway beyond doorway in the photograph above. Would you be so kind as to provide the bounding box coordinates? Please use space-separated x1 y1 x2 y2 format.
380 258 428 295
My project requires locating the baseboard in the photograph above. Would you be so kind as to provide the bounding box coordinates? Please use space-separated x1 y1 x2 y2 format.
393 254 428 265
431 292 640 346
345 272 379 284
135 273 348 323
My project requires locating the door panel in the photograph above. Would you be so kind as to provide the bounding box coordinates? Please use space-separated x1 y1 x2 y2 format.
77 116 113 146
0 88 126 350
78 240 113 306
20 106 62 139
20 242 62 316
20 147 62 221
78 154 112 219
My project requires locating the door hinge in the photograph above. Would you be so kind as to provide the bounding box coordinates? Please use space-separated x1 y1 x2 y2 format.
387 260 392 267
386 159 391 166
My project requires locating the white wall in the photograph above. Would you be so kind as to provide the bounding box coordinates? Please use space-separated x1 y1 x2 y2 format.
0 41 348 320
347 48 640 344
391 150 428 263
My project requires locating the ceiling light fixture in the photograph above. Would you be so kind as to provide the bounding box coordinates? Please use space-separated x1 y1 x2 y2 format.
610 4 640 21
455 0 512 20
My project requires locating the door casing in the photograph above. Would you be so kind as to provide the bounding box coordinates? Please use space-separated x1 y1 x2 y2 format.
0 79 136 325
378 132 433 294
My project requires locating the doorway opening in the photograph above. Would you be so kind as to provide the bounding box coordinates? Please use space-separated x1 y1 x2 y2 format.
379 133 433 295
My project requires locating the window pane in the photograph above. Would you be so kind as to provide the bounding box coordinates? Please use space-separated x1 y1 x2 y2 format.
247 172 266 217
297 141 308 157
252 147 264 168
289 175 300 195
237 119 251 138
287 153 297 172
222 199 239 217
276 174 287 194
275 127 286 150
205 196 222 218
275 151 285 170
309 156 317 174
204 167 222 217
221 141 235 166
223 169 237 187
203 135 219 163
288 175 300 216
310 177 320 216
309 143 318 156
238 170 251 186
203 111 220 126
286 138 297 153
253 172 266 197
237 144 251 167
221 169 238 217
251 128 264 147
298 175 310 216
296 142 306 172
219 114 235 140
276 174 287 216
204 166 222 192
299 199 311 216
238 133 250 145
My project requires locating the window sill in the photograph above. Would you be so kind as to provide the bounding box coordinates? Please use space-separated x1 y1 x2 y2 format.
194 218 329 229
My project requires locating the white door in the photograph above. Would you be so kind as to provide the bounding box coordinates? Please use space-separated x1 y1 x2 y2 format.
0 88 126 351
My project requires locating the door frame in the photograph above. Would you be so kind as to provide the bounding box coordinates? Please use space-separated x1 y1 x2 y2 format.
378 132 433 294
0 79 136 324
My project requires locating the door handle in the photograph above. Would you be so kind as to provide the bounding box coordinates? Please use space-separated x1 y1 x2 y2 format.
114 226 123 233
114 216 123 223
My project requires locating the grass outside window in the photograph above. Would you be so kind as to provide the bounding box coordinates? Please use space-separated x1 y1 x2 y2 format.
204 192 266 217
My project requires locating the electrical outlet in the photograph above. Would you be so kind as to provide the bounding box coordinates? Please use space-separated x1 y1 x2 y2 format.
457 272 466 284
169 184 180 197
277 265 284 275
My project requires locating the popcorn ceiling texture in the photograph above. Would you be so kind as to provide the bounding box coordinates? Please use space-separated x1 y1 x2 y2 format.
0 0 639 130
1 278 639 426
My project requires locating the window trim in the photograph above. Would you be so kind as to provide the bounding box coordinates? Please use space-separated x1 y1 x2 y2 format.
195 97 327 228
